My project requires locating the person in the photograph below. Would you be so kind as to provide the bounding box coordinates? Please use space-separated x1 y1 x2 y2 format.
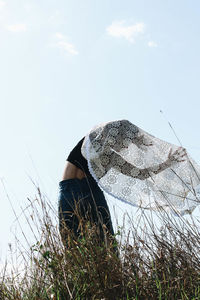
59 119 195 246
58 137 115 245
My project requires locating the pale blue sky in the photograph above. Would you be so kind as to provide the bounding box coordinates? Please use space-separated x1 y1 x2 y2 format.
1 0 200 260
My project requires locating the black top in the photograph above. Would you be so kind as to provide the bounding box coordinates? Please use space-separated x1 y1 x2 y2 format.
67 137 90 175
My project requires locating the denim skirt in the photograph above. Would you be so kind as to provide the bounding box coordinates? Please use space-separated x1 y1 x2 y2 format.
58 176 114 241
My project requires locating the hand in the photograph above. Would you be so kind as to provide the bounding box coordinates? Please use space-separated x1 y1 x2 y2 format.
167 147 187 165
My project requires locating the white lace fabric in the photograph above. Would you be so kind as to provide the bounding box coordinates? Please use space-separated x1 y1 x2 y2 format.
81 120 200 215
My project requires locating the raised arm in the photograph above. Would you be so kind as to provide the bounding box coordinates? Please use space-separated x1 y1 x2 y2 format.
110 147 187 180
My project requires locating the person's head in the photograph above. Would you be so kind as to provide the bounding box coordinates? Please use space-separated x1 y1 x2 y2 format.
89 119 140 152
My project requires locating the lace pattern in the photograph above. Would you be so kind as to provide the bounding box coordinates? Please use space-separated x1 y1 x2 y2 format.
81 120 200 215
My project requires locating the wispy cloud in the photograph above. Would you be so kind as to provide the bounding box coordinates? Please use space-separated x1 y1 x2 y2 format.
148 41 158 48
54 32 78 55
55 32 65 40
106 21 145 43
7 23 27 32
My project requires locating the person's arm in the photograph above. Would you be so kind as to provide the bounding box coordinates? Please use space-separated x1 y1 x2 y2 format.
111 147 187 180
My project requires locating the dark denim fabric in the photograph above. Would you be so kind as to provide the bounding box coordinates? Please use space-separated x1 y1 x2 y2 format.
58 176 114 241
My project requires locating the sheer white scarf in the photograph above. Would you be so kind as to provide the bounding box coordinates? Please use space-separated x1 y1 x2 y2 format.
81 120 200 215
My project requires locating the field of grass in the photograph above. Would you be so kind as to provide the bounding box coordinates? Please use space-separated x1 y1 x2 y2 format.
1 186 200 300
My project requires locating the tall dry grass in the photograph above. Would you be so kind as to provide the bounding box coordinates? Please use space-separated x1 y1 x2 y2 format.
1 185 200 300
